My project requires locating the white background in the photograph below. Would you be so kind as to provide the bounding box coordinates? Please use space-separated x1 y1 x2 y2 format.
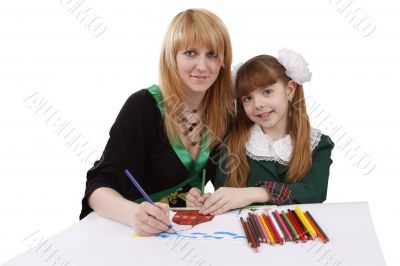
0 0 399 265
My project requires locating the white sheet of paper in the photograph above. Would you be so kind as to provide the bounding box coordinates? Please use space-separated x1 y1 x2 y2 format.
4 202 386 266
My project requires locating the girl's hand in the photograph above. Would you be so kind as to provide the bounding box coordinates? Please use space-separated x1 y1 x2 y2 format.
199 187 270 215
186 187 211 207
129 201 171 236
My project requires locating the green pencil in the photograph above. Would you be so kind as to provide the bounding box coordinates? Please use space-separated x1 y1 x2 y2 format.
281 210 299 241
201 169 206 195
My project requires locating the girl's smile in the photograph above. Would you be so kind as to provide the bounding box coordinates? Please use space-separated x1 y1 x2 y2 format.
241 81 295 140
256 111 274 120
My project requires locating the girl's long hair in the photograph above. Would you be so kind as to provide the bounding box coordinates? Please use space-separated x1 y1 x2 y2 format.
159 9 234 147
225 55 311 187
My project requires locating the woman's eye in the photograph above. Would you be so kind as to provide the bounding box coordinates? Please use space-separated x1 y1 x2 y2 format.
207 51 218 57
184 50 196 56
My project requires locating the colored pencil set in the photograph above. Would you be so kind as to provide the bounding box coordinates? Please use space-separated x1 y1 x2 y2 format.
239 206 329 252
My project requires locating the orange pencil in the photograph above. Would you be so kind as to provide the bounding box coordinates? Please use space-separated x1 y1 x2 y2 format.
262 213 278 244
245 221 259 251
304 212 329 243
260 213 274 245
306 211 329 242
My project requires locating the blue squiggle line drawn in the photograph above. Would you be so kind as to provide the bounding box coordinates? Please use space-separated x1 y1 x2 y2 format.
156 232 197 239
156 231 246 240
214 231 238 236
214 232 246 239
203 235 223 239
190 232 207 236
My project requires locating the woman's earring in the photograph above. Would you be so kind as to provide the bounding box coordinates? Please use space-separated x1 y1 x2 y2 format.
288 99 292 118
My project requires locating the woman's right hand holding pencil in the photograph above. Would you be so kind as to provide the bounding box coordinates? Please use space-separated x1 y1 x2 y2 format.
130 201 171 236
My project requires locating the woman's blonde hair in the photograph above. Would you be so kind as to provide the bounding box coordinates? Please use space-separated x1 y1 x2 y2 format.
159 9 234 147
225 55 312 187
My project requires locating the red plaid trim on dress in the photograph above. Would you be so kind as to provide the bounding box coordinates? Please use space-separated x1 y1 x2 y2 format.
254 181 294 205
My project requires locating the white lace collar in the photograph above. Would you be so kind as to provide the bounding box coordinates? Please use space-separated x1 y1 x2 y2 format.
245 125 322 165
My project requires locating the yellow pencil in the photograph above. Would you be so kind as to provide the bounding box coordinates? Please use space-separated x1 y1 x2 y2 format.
260 213 275 245
295 206 317 239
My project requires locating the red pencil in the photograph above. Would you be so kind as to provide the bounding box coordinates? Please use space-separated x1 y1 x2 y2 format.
240 217 253 248
287 210 307 242
288 210 307 241
274 210 292 241
266 213 284 244
291 209 312 239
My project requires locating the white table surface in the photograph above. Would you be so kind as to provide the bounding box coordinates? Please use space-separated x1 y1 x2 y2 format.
4 202 386 266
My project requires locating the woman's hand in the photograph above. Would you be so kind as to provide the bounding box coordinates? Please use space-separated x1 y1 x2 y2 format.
89 187 173 236
199 187 270 215
186 187 211 207
129 201 171 236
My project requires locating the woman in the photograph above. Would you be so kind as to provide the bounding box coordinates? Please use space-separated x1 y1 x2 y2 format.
79 9 234 236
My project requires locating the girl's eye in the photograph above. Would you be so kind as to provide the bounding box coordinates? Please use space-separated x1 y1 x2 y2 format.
263 89 273 95
207 51 218 57
184 50 196 56
241 96 251 103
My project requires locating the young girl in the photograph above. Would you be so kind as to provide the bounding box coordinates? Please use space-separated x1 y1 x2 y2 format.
186 49 334 215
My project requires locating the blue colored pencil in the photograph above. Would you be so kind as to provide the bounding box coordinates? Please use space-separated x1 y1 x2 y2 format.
124 169 173 229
